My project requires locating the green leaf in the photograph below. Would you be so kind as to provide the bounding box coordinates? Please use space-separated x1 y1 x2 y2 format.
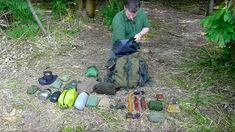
215 9 225 20
213 32 220 42
228 26 234 33
223 12 230 22
232 33 235 40
218 35 225 46
201 17 212 27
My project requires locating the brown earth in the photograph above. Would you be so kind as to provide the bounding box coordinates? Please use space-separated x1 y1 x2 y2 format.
0 1 209 131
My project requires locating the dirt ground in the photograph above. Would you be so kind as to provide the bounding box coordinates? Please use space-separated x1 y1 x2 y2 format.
0 1 209 131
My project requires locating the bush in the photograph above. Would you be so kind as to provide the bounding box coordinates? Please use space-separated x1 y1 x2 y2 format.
51 0 76 17
201 5 235 60
101 0 124 27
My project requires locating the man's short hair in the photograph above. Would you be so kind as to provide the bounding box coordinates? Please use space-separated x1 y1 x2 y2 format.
124 0 140 13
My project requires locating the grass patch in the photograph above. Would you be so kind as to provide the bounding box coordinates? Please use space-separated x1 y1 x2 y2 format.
6 23 40 39
0 78 26 89
94 108 126 131
168 45 235 131
61 125 86 132
144 18 158 40
49 11 81 36
63 28 80 35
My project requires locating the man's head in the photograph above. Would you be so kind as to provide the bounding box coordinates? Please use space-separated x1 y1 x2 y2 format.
124 0 140 20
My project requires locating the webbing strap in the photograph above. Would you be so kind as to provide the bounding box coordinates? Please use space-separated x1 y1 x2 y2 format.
124 56 129 91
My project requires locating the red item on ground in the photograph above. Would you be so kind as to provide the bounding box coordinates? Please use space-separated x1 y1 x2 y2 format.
134 96 139 111
140 97 147 110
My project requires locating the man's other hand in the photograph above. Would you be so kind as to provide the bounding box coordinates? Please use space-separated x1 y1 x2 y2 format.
134 33 142 41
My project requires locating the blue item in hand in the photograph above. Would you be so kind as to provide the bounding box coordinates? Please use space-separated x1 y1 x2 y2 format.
112 38 138 56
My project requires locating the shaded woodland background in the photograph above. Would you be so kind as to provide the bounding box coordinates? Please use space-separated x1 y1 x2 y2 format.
0 0 235 131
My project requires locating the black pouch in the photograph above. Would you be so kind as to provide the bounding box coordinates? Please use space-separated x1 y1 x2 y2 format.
50 91 61 103
112 38 138 56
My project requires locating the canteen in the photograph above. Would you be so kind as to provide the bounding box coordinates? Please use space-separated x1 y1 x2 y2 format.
74 92 89 110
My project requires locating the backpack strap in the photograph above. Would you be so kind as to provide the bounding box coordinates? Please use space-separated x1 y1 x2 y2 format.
124 54 134 92
123 55 129 91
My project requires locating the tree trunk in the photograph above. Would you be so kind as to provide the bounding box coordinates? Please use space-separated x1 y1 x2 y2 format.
78 0 84 11
207 0 214 15
27 0 47 36
85 0 96 18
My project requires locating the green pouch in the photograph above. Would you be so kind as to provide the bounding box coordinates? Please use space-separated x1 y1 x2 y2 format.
86 95 100 107
93 82 118 95
85 65 99 77
60 74 70 82
50 78 63 89
27 85 39 95
148 100 163 111
148 112 165 123
58 88 78 109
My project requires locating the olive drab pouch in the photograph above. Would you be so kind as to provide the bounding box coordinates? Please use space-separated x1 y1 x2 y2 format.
58 88 78 109
105 52 149 89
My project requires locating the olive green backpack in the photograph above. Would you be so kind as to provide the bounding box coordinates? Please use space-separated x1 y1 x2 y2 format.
58 88 78 109
105 52 149 89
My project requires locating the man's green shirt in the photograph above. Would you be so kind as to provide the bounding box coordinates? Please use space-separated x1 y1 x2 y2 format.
112 8 149 44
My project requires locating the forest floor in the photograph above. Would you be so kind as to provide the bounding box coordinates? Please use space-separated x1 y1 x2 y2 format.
0 1 233 131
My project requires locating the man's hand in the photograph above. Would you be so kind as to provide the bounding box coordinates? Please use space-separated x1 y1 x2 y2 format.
134 28 150 41
134 33 142 41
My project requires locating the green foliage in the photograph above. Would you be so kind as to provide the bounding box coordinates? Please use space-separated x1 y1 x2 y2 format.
180 101 212 129
0 0 44 38
0 0 32 23
101 0 124 27
63 28 80 35
201 6 235 47
61 127 73 132
51 0 76 16
6 23 40 38
61 125 85 132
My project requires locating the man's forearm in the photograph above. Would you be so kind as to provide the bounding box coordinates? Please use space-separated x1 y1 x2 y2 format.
138 27 150 37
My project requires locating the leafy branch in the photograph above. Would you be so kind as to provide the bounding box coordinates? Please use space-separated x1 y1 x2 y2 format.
201 6 235 47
